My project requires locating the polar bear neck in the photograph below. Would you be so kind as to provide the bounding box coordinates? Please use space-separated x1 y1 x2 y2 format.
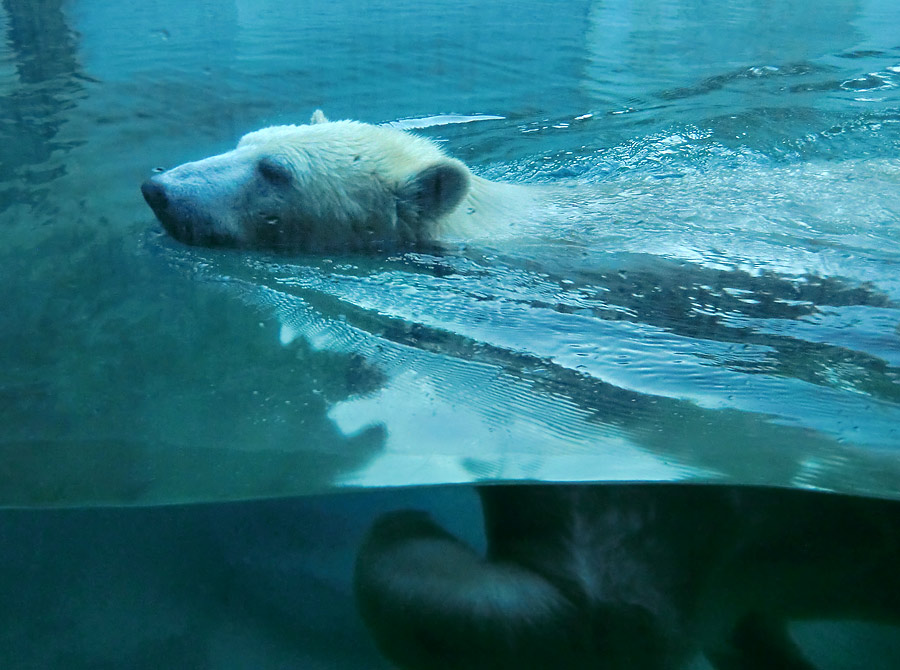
434 175 537 243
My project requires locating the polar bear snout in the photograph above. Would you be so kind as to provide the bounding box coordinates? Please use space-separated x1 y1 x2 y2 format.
142 176 231 247
141 178 168 212
143 176 194 243
142 177 185 238
141 177 183 233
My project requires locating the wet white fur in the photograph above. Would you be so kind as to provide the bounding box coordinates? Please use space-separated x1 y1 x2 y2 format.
149 111 535 251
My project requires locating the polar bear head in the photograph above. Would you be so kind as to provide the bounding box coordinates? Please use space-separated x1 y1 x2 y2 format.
141 111 472 251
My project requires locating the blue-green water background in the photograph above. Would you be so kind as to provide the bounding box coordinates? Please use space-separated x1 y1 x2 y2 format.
2 1 900 667
3 0 899 504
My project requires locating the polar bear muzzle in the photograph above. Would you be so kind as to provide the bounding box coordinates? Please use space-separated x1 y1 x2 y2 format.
141 177 227 247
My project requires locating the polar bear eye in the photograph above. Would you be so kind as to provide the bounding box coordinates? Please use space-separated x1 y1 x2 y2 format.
257 157 292 185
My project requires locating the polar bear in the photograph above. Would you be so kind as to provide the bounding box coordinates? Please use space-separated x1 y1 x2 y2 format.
354 483 900 669
142 110 531 251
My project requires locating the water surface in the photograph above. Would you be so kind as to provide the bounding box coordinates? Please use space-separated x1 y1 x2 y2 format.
1 0 898 506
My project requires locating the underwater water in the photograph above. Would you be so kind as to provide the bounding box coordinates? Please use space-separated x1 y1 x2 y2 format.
1 0 899 667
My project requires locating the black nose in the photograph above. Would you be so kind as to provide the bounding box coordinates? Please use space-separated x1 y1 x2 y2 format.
141 178 168 212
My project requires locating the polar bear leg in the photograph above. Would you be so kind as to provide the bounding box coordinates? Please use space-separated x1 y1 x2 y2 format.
354 509 584 670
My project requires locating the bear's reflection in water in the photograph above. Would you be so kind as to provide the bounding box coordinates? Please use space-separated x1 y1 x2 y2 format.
355 484 900 670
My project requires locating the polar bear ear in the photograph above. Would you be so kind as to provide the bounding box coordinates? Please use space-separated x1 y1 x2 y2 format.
310 109 329 124
400 160 470 220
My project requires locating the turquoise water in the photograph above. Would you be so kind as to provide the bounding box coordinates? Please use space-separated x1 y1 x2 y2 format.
2 1 900 667
4 0 898 504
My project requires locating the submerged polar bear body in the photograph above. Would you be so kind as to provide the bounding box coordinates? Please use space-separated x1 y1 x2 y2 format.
142 111 533 251
355 483 900 670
